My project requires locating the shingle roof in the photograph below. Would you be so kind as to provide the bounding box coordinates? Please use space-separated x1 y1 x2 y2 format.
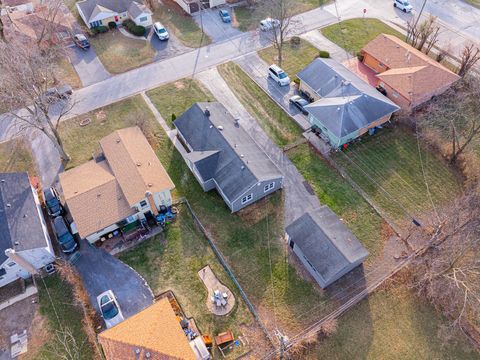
127 1 151 19
59 160 135 238
98 298 196 360
174 103 283 203
76 0 148 22
286 206 369 285
100 127 174 207
362 34 460 102
0 173 49 264
299 58 399 138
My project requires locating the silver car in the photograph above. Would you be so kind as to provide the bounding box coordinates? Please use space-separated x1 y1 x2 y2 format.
260 18 280 31
97 290 124 328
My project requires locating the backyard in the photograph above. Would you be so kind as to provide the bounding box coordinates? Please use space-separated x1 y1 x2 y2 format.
321 18 405 55
0 139 36 174
90 31 155 74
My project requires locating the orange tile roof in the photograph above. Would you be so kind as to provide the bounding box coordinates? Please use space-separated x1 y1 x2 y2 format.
59 160 135 238
362 34 460 102
98 298 196 360
100 127 175 206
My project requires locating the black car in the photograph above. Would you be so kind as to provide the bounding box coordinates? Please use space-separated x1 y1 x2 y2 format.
53 217 77 253
289 95 310 115
74 34 90 50
43 187 63 217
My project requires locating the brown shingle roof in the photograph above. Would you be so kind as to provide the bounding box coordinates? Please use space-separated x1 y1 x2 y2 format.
362 34 460 102
100 127 175 206
59 160 135 238
98 298 196 360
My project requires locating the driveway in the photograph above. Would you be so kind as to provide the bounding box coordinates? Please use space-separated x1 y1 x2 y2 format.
149 30 192 62
67 46 111 87
192 7 243 43
73 242 153 319
234 53 311 131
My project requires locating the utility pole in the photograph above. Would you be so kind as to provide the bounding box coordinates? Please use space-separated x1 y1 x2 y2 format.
407 0 428 43
274 329 289 359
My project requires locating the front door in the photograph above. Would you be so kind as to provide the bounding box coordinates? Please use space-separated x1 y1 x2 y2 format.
114 15 119 22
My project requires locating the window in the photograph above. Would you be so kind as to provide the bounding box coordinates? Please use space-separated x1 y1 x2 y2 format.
7 262 15 267
139 16 148 22
126 215 136 224
241 193 253 204
264 182 275 193
140 200 148 208
392 91 399 98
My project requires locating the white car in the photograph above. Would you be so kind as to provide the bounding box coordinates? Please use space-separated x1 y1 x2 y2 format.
394 0 413 12
154 22 169 40
268 64 291 86
97 290 124 328
259 18 280 31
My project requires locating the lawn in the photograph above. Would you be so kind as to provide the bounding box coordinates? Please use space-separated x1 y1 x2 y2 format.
34 275 94 359
307 283 480 360
119 205 256 358
258 38 322 77
233 0 329 32
218 62 303 147
90 31 155 74
464 0 480 8
152 0 210 48
332 126 461 226
146 78 214 128
58 95 160 168
55 58 82 89
321 18 405 55
0 139 36 174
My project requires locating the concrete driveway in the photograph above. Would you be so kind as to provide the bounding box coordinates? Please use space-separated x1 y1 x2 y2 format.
73 241 153 320
149 30 192 61
67 46 111 87
192 7 243 43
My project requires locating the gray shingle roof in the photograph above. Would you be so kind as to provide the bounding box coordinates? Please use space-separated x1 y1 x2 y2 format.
286 206 369 285
128 1 151 19
298 58 400 138
77 0 147 22
174 103 283 203
0 173 48 264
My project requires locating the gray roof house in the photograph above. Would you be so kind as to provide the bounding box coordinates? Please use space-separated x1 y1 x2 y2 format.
76 0 152 29
0 173 55 292
298 58 400 148
174 102 284 213
286 206 369 288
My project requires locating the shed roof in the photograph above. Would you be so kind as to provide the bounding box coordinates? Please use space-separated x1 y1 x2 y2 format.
174 103 282 203
286 206 369 286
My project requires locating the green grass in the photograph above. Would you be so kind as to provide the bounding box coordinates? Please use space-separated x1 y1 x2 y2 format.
218 62 303 147
119 205 254 358
258 38 322 76
307 283 480 360
321 18 405 55
332 127 461 226
90 31 155 74
35 275 94 359
0 139 36 174
287 144 384 259
464 0 480 8
59 95 161 168
146 78 214 128
152 0 210 48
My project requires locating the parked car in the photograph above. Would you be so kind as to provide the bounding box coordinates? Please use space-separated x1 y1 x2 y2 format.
219 9 231 23
53 217 77 253
43 187 63 217
394 0 413 12
289 95 309 115
73 34 90 49
268 64 291 86
260 18 280 31
97 290 124 328
153 22 169 41
42 85 73 103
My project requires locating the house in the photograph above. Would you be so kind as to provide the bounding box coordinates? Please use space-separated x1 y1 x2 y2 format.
285 206 369 288
98 298 198 360
174 102 283 213
361 34 461 111
0 173 55 293
59 127 175 244
174 0 226 15
76 0 152 29
298 58 400 148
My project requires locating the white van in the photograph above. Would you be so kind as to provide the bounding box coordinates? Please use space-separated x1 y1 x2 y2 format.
268 64 291 86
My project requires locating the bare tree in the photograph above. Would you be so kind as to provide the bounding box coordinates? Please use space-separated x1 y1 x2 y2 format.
407 15 440 54
256 0 298 67
0 40 73 162
457 44 480 78
35 0 64 47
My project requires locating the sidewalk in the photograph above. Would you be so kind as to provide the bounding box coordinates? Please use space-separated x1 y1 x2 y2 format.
0 286 37 312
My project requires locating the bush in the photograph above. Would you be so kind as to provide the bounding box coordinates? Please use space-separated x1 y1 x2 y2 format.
122 19 146 36
293 77 300 85
91 25 108 34
356 51 364 61
108 21 117 29
318 50 330 58
290 36 301 47
171 113 176 122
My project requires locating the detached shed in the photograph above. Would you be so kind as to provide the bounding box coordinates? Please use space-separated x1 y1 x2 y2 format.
286 206 368 288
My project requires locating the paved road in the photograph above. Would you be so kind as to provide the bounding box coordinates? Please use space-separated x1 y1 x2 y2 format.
74 242 154 319
192 7 243 43
196 68 321 225
67 46 111 87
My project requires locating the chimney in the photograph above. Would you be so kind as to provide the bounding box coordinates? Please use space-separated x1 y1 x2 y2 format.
145 191 158 216
5 249 38 275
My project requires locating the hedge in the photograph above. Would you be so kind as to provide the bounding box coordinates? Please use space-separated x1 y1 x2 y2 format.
122 19 146 37
91 26 108 34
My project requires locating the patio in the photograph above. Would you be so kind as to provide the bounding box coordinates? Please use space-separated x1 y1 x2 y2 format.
198 265 235 316
98 223 164 255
